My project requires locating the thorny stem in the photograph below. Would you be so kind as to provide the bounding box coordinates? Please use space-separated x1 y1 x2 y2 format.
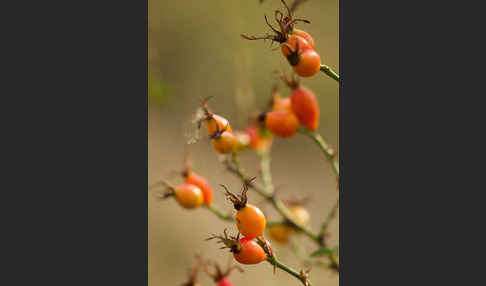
298 128 339 177
266 255 312 286
228 152 338 272
297 128 340 269
320 64 340 83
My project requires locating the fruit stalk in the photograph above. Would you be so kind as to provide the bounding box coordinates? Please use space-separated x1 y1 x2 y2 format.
205 204 234 221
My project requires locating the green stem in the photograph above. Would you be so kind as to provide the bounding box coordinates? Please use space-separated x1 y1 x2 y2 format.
204 205 233 221
298 128 339 177
297 129 340 269
320 64 340 82
289 236 312 266
258 150 274 192
267 256 312 286
230 152 319 243
271 199 320 243
229 152 339 272
319 199 339 236
231 152 273 199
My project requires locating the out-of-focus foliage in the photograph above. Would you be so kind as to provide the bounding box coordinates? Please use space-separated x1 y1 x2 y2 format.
310 247 339 257
148 72 171 106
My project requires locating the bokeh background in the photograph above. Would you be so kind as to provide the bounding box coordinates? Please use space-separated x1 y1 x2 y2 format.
149 0 339 285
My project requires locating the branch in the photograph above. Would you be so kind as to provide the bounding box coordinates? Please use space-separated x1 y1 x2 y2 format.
298 128 339 176
319 199 339 237
226 153 338 264
227 153 273 199
229 152 320 236
297 128 340 269
226 152 339 272
316 199 339 270
320 64 340 83
259 150 274 192
204 204 234 221
228 153 317 239
267 255 312 286
270 198 320 242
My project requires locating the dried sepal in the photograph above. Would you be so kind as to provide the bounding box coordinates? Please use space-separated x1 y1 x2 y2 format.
278 71 299 89
242 0 310 45
209 121 229 140
182 148 192 177
181 256 204 286
197 96 217 131
266 84 281 110
148 180 175 200
220 177 256 210
283 39 303 66
200 96 214 117
279 0 310 32
199 255 244 282
206 229 242 254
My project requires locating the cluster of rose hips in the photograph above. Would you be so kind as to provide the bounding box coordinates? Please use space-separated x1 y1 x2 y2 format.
150 113 274 210
150 154 213 209
242 0 321 77
152 0 337 283
196 75 320 154
198 97 273 155
182 256 243 286
153 71 321 277
262 74 319 138
208 179 271 265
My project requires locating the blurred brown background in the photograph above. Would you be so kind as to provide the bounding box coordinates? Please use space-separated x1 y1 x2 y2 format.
149 0 339 285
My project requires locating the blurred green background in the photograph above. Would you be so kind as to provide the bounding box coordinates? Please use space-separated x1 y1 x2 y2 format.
149 0 339 285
